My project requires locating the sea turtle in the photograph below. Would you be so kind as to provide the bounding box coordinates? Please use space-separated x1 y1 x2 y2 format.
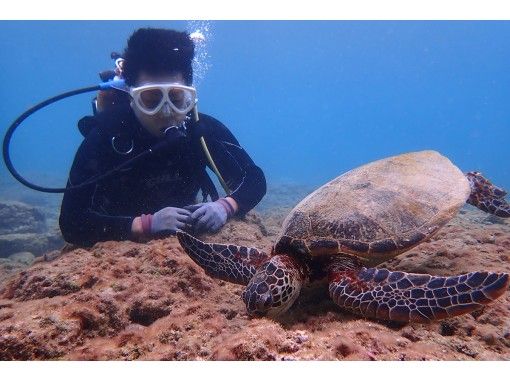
177 150 510 323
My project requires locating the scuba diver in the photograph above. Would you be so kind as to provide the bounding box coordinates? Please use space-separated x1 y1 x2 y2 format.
57 27 266 246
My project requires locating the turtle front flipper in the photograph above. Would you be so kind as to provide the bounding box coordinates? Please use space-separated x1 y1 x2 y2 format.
329 267 509 323
466 171 510 217
176 231 269 285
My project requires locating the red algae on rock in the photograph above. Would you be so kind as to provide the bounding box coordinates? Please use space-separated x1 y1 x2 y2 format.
0 206 509 360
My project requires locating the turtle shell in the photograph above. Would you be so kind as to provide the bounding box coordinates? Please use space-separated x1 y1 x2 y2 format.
274 150 470 265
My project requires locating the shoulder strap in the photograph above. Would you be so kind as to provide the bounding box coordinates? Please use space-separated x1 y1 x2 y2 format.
95 104 139 155
77 115 98 138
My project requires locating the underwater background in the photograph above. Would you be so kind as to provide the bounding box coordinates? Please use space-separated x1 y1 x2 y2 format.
1 20 510 203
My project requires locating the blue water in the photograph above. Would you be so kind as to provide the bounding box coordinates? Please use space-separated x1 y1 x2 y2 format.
1 21 510 201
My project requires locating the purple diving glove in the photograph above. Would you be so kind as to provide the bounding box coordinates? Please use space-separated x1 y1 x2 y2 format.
185 198 235 233
140 207 192 235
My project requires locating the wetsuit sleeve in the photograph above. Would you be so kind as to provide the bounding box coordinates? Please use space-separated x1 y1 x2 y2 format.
200 115 266 215
59 128 134 246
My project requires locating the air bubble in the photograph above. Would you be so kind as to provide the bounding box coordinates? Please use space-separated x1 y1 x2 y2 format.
187 20 213 88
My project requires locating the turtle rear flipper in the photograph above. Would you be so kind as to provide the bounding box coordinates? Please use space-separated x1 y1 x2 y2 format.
329 268 509 323
176 231 269 285
466 171 510 217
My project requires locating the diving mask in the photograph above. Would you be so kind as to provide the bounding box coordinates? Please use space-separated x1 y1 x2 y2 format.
129 83 197 116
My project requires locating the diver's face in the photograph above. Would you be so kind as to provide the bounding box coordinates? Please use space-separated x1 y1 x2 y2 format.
131 72 188 138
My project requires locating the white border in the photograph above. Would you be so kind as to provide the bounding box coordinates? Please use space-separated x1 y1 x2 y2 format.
1 0 509 375
0 361 506 379
2 0 510 20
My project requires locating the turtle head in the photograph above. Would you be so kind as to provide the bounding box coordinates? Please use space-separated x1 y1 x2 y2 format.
241 255 306 318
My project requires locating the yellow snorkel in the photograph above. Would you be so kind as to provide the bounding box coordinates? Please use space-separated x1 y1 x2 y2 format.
193 105 231 196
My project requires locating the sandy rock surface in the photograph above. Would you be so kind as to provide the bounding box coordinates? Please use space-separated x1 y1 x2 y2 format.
0 206 509 360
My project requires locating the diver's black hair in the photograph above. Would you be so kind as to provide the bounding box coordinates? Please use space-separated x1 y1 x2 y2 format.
122 28 195 86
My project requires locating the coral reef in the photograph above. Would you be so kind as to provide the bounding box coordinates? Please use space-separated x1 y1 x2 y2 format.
0 204 509 360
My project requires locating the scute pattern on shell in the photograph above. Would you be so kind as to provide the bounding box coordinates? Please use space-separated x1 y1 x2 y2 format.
275 151 471 265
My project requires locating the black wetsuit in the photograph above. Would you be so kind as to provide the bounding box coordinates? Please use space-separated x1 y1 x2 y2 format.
59 104 266 246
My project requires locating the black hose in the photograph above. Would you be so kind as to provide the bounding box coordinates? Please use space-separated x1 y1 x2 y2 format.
3 88 186 194
3 85 101 193
3 83 189 194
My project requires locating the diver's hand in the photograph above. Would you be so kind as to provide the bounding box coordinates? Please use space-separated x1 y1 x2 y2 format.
185 199 233 233
150 207 192 234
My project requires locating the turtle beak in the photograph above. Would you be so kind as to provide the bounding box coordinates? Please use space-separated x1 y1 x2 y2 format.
254 293 273 314
242 285 273 317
